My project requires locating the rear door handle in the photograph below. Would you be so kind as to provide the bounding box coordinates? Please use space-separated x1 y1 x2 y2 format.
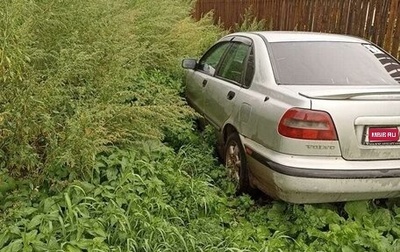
227 91 235 100
202 79 208 87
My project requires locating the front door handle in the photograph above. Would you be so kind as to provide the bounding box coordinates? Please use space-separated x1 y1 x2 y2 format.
227 91 235 100
202 79 208 87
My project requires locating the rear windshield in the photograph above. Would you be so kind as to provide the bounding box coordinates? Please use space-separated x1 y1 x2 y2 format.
270 42 400 85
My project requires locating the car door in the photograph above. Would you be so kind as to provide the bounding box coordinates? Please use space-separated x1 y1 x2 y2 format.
185 39 231 116
204 37 254 130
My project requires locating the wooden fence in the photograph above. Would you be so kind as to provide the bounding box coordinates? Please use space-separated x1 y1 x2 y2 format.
193 0 400 59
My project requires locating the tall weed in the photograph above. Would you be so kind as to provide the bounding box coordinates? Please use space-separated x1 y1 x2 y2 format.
233 6 269 32
0 0 222 181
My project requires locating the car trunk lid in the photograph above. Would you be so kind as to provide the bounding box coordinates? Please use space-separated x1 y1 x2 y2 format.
295 86 400 160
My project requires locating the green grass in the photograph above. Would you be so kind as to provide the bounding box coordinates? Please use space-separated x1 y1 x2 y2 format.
1 0 400 251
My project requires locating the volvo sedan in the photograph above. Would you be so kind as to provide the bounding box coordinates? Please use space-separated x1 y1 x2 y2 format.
182 31 400 203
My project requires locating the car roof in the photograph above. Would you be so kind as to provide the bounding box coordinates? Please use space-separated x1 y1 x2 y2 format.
237 31 368 43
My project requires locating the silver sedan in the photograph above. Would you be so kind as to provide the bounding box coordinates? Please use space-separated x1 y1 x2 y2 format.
182 31 400 203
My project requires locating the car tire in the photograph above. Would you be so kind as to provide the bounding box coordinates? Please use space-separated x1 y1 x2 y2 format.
225 132 251 194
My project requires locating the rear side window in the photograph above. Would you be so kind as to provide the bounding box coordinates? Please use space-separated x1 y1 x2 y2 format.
217 42 254 86
270 42 400 85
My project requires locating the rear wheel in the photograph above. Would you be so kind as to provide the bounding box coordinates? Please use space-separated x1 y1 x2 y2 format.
225 132 251 194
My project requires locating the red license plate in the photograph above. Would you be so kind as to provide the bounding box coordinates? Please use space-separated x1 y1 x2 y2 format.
368 127 399 142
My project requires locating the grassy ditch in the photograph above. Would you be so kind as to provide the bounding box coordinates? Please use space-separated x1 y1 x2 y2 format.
1 0 400 251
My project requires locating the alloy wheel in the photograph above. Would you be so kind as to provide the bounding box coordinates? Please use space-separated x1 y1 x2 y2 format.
225 140 241 187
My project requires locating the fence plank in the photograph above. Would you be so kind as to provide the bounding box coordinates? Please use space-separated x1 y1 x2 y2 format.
385 0 398 49
355 0 367 36
365 0 376 40
391 0 400 58
306 0 314 30
341 0 351 34
378 0 391 46
333 0 345 33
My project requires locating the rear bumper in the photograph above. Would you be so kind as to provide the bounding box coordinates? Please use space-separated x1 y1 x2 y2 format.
241 136 400 203
250 151 400 179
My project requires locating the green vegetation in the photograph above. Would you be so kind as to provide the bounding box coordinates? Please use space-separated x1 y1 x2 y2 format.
1 0 400 251
233 6 268 32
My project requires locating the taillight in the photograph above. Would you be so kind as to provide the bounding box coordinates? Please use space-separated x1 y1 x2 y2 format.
278 108 337 140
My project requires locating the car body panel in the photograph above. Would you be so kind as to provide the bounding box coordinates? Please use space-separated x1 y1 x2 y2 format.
203 77 243 130
185 70 208 115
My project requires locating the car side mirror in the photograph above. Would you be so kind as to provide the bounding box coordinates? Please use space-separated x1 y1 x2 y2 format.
182 59 197 69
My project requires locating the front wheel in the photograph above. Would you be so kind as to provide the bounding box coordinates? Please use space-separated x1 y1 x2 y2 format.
224 132 251 194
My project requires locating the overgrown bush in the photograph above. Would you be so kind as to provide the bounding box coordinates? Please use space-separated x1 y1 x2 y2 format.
0 0 223 181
